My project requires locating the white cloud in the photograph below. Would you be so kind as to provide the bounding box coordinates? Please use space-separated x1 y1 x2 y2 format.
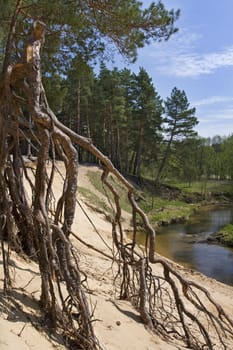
196 122 233 138
200 112 233 123
219 106 233 119
148 28 233 77
196 109 233 137
193 96 233 107
196 107 233 137
194 101 233 138
170 47 233 77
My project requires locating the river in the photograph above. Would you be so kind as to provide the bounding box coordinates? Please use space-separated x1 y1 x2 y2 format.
154 205 233 286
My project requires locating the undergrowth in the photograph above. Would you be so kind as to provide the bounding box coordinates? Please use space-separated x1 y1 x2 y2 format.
84 169 197 225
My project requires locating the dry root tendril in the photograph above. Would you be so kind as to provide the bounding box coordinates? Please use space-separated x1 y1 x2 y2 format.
0 18 233 350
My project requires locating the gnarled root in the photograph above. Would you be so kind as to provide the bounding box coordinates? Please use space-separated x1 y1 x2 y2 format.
1 20 233 350
101 168 233 349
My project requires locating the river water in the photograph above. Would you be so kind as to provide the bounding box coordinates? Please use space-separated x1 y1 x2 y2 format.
153 205 233 286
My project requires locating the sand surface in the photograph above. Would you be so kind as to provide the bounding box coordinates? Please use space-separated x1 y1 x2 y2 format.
1 163 233 350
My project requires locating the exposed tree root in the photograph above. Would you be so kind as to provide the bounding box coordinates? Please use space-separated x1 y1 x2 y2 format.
101 167 233 349
0 19 233 350
0 18 101 350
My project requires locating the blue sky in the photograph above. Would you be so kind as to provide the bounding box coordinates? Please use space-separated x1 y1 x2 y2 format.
111 0 233 138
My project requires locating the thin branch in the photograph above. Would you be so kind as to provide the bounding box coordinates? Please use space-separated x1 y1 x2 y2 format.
2 0 23 74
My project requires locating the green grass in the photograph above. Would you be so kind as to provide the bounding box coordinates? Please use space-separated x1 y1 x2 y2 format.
218 224 233 246
139 197 196 224
80 169 228 227
86 169 197 224
78 186 112 215
167 180 233 194
86 170 133 213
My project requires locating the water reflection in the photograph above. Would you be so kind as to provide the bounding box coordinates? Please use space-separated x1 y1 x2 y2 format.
154 206 233 286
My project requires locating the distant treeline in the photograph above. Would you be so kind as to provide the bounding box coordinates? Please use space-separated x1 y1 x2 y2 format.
42 63 232 184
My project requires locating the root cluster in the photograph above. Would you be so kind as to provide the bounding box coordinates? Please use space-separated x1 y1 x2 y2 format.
0 20 232 349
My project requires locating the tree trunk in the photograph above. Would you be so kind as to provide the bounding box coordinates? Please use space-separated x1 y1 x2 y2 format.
0 19 99 349
76 79 81 134
133 124 144 177
1 17 233 350
155 130 174 183
124 124 129 173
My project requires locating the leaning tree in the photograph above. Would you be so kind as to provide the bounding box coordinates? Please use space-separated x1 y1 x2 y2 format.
0 2 233 349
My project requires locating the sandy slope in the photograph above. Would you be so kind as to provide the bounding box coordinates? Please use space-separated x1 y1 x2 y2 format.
1 163 233 350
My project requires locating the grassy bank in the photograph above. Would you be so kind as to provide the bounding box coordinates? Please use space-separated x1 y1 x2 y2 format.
139 198 197 225
167 179 233 194
211 224 233 247
78 168 233 229
82 169 199 226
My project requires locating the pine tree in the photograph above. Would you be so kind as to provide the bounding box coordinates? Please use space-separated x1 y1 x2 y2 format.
1 6 233 350
0 0 180 75
156 87 198 182
130 67 163 177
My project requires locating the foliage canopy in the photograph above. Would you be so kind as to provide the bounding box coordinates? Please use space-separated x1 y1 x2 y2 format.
0 0 180 74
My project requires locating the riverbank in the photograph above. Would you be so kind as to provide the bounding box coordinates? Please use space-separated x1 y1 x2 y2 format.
207 223 233 247
83 167 233 229
1 163 233 350
86 171 200 226
122 175 233 227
